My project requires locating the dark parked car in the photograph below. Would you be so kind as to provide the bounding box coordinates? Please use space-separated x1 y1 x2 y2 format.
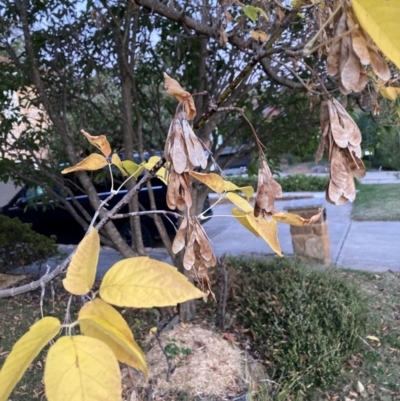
0 178 212 247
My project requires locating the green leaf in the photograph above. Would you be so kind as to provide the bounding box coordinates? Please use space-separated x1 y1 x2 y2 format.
242 5 258 22
242 5 269 22
121 160 143 177
0 317 60 401
99 257 206 308
44 336 121 401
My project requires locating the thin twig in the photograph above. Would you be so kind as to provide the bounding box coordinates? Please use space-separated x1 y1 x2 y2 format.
110 210 182 220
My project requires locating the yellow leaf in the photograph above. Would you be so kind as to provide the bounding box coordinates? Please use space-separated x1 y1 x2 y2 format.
238 186 254 200
44 336 121 401
163 72 196 120
231 208 260 237
379 86 398 101
352 0 400 69
61 153 108 174
272 209 322 226
111 153 128 177
99 257 206 308
143 157 169 184
78 299 147 375
226 192 253 213
223 181 254 200
251 30 268 42
63 227 99 295
82 129 112 157
143 155 161 167
247 212 283 256
0 317 60 401
121 160 144 178
190 171 225 193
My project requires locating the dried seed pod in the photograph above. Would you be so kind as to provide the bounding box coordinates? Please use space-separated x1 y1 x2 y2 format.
254 160 282 219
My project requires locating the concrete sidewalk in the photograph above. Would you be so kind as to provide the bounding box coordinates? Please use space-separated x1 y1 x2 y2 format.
279 170 400 185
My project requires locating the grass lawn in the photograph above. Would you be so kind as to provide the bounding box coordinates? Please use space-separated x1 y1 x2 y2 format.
352 184 400 221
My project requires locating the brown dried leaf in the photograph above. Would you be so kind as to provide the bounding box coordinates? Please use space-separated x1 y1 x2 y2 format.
347 11 370 65
352 68 368 93
341 48 361 92
61 153 108 174
172 218 187 254
163 73 196 120
179 172 192 209
344 149 366 179
368 47 391 81
183 245 195 270
327 100 347 148
181 119 207 169
327 13 347 76
81 130 112 157
254 184 274 217
328 146 356 204
329 99 362 150
163 72 190 101
352 31 370 65
166 171 179 210
171 135 188 174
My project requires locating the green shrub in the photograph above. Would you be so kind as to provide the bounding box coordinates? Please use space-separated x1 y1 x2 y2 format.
0 215 60 274
224 257 372 397
276 174 329 191
229 174 329 192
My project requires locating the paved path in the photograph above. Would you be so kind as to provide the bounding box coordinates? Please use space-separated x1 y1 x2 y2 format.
280 170 400 185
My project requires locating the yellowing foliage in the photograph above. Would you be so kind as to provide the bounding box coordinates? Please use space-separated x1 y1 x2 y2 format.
352 0 400 69
226 192 253 213
246 212 282 256
190 171 225 193
99 257 206 307
190 172 254 199
231 208 260 237
111 153 128 177
61 153 108 174
78 298 148 375
63 227 100 295
44 336 121 401
0 317 60 401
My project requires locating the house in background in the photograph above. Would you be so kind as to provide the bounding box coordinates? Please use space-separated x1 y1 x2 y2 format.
0 181 21 208
1 56 50 206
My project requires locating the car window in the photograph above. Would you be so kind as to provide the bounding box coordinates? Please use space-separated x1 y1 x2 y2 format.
25 186 44 201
